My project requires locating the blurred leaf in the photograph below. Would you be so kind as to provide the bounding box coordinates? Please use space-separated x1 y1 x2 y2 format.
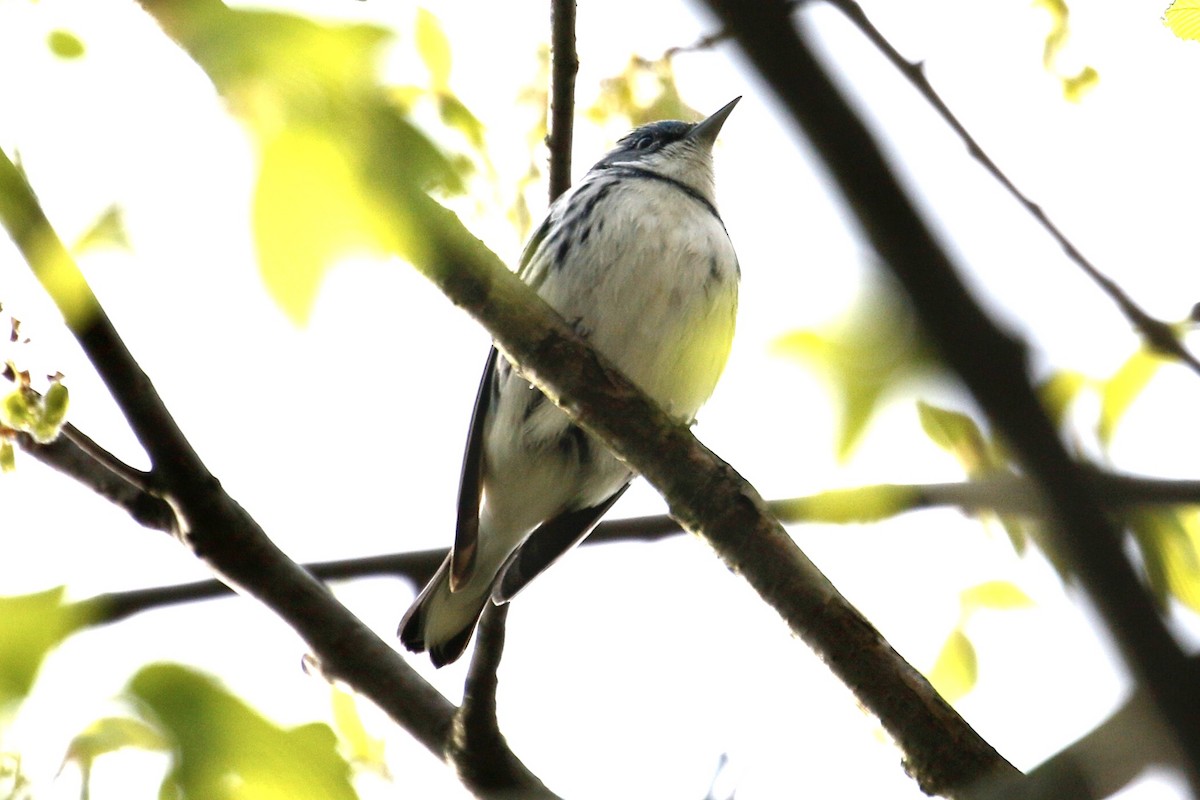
917 402 993 477
253 130 392 324
437 93 486 151
1038 370 1088 428
1062 66 1099 103
1098 348 1164 446
47 30 85 59
780 484 919 524
1165 0 1200 41
73 205 132 254
331 686 387 775
415 8 452 90
1128 510 1200 612
773 283 938 459
1033 0 1099 101
588 56 698 127
928 629 977 703
961 581 1034 612
157 5 466 325
64 716 170 796
127 664 356 800
0 588 93 708
0 441 14 472
0 754 32 800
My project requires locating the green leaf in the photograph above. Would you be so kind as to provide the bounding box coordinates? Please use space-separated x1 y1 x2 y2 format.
1165 0 1200 42
331 686 387 774
588 56 698 127
1098 348 1164 446
438 93 486 151
127 664 356 800
415 9 452 89
928 629 977 703
1 389 36 430
1127 510 1200 612
773 283 938 459
961 580 1034 613
253 130 391 325
158 6 466 325
0 441 15 472
73 205 132 254
0 588 93 708
1037 370 1088 428
64 716 171 796
916 401 992 477
47 30 86 59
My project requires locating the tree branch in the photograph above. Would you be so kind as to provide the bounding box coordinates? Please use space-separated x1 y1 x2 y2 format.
697 0 1200 792
0 147 550 799
546 0 578 201
823 0 1200 375
15 427 176 533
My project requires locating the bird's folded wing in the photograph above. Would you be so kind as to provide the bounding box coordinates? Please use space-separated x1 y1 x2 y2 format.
492 483 630 603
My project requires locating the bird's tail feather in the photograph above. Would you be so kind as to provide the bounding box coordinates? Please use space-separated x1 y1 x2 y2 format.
398 555 489 668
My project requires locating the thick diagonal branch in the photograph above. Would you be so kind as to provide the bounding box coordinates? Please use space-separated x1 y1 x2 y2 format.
698 0 1200 791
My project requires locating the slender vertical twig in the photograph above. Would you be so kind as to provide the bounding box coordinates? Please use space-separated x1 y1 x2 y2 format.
547 0 578 201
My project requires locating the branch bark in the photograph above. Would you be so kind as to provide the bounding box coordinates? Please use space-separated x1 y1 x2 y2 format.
696 0 1200 791
0 147 552 799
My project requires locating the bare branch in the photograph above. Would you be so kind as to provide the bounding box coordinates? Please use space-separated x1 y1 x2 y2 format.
448 605 557 798
0 144 549 798
15 428 176 533
696 0 1200 791
546 0 578 201
824 0 1200 375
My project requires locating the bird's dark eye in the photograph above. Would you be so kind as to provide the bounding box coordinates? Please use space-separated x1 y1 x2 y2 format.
632 135 655 150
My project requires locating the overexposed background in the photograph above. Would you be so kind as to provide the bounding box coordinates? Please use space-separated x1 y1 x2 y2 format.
3 0 1200 797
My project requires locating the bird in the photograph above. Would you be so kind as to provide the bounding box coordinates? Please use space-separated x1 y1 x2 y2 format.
399 97 741 667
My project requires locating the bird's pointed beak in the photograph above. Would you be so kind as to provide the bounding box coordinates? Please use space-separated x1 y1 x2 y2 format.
687 96 741 148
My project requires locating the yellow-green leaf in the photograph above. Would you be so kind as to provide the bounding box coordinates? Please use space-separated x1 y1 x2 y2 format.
773 284 938 460
73 205 131 254
0 441 14 472
1098 348 1164 446
1062 66 1099 103
928 629 978 703
1128 510 1200 612
253 131 392 325
127 664 356 800
331 686 387 773
0 588 93 708
961 580 1034 613
1038 370 1088 428
917 401 992 476
415 8 452 89
47 30 85 59
64 715 170 797
1165 0 1200 42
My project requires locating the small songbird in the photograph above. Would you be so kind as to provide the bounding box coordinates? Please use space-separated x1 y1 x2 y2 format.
400 98 741 667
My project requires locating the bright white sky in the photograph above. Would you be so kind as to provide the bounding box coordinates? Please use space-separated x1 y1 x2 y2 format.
3 0 1200 798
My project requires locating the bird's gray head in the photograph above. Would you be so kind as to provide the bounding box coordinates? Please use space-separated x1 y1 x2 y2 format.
592 97 739 205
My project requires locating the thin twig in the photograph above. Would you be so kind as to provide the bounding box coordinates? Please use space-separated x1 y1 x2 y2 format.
698 0 1200 792
546 0 578 201
824 0 1200 375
